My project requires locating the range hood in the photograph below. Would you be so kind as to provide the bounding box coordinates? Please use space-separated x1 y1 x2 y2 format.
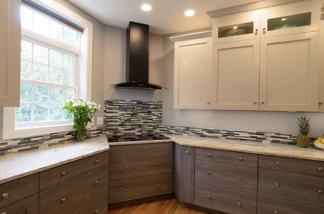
110 22 168 90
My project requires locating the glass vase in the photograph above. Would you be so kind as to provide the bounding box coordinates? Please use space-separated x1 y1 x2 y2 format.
76 126 86 142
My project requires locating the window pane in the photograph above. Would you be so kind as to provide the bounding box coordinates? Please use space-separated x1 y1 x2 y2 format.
63 54 74 70
50 104 63 120
63 27 79 47
20 83 33 102
16 104 32 123
21 40 32 61
49 67 62 84
21 6 33 31
50 20 63 42
64 88 75 99
34 85 49 103
49 49 62 67
21 61 32 79
34 12 49 36
33 44 48 64
50 87 63 103
33 63 48 82
63 70 73 86
34 104 49 121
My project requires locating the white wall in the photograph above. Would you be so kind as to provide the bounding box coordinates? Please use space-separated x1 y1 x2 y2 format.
103 25 163 102
162 29 324 136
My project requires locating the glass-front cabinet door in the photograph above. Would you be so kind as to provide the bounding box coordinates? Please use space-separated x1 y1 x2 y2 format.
212 15 260 44
261 4 320 38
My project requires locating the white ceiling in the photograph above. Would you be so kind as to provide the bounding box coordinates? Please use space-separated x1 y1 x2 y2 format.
68 0 263 35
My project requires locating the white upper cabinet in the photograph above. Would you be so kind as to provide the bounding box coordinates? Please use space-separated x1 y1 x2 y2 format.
261 4 320 38
212 15 260 44
0 0 21 107
212 40 260 110
174 38 213 109
259 32 319 112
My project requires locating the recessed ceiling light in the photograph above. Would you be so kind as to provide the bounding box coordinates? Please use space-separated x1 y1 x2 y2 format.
141 4 152 11
185 10 195 17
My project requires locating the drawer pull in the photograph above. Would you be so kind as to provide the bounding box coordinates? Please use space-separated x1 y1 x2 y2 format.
238 157 243 161
276 162 280 166
238 202 242 206
207 153 211 157
61 198 66 203
2 193 9 199
61 172 66 176
156 184 159 187
95 160 100 163
95 181 99 184
156 163 160 166
207 171 211 175
186 151 189 154
238 177 243 180
124 189 127 192
274 211 279 214
318 190 323 194
207 195 210 199
319 167 323 172
125 166 128 170
94 210 99 213
1 212 7 214
275 183 280 187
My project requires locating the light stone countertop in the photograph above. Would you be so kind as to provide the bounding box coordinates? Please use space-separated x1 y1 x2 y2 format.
0 135 109 185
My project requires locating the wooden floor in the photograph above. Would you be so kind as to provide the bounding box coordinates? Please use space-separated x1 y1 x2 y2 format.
108 198 207 214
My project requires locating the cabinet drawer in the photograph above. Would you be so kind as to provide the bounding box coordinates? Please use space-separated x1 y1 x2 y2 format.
109 155 172 180
195 182 257 214
0 174 38 208
258 195 324 214
259 155 324 176
195 159 257 193
108 173 172 204
196 148 258 167
40 151 108 191
0 194 38 214
109 143 173 164
70 191 107 214
259 168 324 207
40 169 108 214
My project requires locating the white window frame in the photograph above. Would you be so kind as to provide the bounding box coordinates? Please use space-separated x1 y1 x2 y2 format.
2 0 93 140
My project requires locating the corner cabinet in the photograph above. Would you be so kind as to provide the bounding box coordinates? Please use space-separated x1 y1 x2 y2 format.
0 0 21 107
173 37 213 109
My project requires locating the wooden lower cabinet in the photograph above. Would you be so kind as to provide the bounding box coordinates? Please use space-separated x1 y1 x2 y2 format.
0 194 38 214
258 195 324 214
195 182 257 214
69 191 108 214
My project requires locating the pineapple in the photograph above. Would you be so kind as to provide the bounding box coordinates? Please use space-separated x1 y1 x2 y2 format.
297 117 311 148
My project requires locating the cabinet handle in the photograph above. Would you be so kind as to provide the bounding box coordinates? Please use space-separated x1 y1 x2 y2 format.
238 177 243 180
2 193 9 199
94 210 99 213
255 29 258 34
276 162 280 166
275 211 279 214
125 166 128 169
263 28 266 33
319 101 323 105
319 167 323 172
61 172 66 176
318 190 323 194
61 198 66 203
207 102 211 105
275 183 280 187
95 160 100 163
238 157 243 161
94 181 99 184
124 189 127 192
156 163 160 166
156 184 160 187
207 153 211 157
207 195 210 199
207 171 211 175
253 101 257 104
261 101 265 104
186 151 189 154
1 212 7 214
238 202 242 206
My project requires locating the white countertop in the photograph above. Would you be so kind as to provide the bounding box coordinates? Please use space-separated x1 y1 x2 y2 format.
0 135 109 185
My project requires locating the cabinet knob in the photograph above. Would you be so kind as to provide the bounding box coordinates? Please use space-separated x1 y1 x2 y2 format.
95 160 100 163
275 183 280 187
61 172 66 176
319 101 323 105
318 190 323 194
207 171 211 175
207 153 211 157
125 166 128 169
207 195 210 199
253 101 257 104
275 211 279 214
1 212 7 214
238 157 243 161
61 198 66 203
238 202 242 206
255 29 258 34
94 210 99 213
156 184 159 187
263 28 266 33
94 181 99 184
186 151 189 154
2 193 9 199
156 163 160 166
238 177 243 180
207 102 211 105
319 167 323 172
276 162 280 166
261 101 265 104
124 189 127 192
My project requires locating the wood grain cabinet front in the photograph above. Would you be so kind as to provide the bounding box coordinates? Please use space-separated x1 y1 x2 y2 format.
195 182 257 214
69 191 108 214
40 151 108 191
0 194 38 214
0 174 38 208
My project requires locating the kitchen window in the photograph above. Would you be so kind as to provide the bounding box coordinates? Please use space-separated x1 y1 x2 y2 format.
2 1 93 140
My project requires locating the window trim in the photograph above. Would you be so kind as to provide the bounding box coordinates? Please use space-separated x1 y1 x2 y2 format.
2 0 93 140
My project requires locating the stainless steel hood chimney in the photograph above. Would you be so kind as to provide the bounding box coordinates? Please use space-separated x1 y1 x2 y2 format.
110 22 168 90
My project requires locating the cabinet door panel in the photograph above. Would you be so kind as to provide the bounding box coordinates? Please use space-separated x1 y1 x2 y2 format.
0 194 38 214
261 4 320 38
212 40 259 110
0 0 21 106
174 38 213 109
260 32 319 111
